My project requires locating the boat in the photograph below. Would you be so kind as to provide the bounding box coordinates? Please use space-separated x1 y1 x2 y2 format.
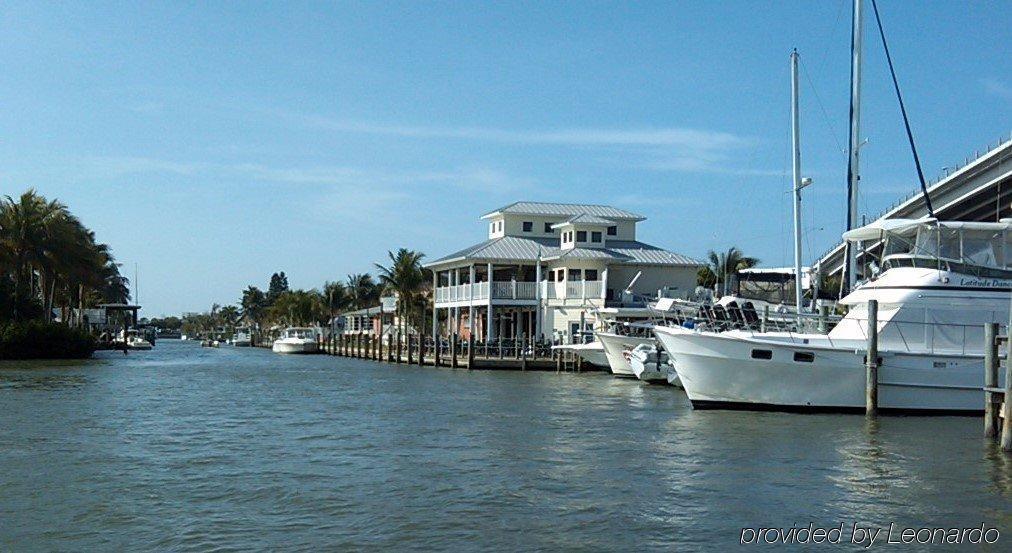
551 341 608 368
232 327 252 347
597 332 650 378
594 298 699 378
628 343 669 384
272 327 320 354
117 329 153 350
655 218 1012 412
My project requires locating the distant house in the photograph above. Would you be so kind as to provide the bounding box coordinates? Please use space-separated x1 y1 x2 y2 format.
335 295 416 340
424 201 703 343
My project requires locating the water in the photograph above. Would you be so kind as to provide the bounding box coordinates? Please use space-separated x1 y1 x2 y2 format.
1 340 1010 551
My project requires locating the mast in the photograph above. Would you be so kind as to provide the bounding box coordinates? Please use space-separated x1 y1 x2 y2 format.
845 0 864 291
790 50 806 317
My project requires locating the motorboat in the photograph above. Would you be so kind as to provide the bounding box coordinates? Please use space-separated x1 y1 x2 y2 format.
655 218 1012 413
551 341 608 368
117 329 153 350
232 327 252 347
596 332 650 378
272 327 320 354
628 343 669 384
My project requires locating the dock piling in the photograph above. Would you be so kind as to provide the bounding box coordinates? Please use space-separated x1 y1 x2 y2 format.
865 299 879 417
467 335 474 369
450 333 458 368
984 323 1000 438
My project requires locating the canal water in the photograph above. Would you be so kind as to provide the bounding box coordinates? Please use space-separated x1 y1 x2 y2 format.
1 340 1010 550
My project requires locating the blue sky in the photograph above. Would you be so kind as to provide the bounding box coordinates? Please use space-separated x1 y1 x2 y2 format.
1 1 1009 317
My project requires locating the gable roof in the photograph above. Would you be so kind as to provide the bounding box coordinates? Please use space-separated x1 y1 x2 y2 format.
425 236 702 268
481 201 645 221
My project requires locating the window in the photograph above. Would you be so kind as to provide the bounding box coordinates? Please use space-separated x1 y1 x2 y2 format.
490 223 495 234
607 226 617 236
498 221 503 232
555 270 565 282
750 349 773 360
522 221 533 232
570 269 582 280
544 222 553 233
576 230 587 242
793 352 815 363
591 231 602 243
585 269 598 281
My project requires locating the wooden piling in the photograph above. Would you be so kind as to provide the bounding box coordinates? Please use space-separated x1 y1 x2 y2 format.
521 340 528 371
818 305 829 334
865 299 879 417
1002 336 1012 452
395 330 402 363
467 335 474 369
434 335 441 367
984 324 1000 438
407 334 414 364
450 333 458 368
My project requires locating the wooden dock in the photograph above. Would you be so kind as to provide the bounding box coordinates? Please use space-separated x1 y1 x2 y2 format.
310 332 599 372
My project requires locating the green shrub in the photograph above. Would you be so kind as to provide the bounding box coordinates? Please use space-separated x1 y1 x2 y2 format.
0 321 96 359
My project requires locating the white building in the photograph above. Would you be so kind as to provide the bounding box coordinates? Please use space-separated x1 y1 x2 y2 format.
425 201 703 343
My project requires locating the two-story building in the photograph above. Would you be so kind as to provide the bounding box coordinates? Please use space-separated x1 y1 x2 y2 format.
424 201 702 343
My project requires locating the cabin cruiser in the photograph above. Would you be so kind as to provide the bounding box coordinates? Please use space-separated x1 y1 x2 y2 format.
117 329 153 350
272 327 320 354
654 219 1012 413
232 327 252 347
552 341 609 368
595 299 695 378
628 343 669 384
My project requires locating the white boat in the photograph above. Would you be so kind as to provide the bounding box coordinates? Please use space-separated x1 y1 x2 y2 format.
596 332 652 378
117 329 153 350
552 341 609 368
628 343 669 384
655 218 1012 413
272 327 319 354
232 327 252 347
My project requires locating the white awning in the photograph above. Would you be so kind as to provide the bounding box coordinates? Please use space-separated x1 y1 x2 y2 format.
841 218 935 242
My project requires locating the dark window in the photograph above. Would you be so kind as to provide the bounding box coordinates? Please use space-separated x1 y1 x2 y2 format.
793 352 815 363
544 222 553 233
585 269 598 281
607 226 617 236
556 270 564 282
576 230 587 242
750 349 773 360
591 231 602 243
522 221 533 232
570 269 582 280
498 221 503 231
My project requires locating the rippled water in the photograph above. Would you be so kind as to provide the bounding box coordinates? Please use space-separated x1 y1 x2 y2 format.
1 340 1010 550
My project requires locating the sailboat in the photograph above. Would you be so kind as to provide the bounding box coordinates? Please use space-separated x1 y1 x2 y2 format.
654 0 1009 413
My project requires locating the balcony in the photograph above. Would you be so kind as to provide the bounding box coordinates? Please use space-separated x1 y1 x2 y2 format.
434 280 603 304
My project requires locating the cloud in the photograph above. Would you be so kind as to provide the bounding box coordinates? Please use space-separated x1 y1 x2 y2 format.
982 78 1012 100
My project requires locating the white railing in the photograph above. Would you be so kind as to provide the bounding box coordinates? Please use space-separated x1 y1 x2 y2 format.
435 280 603 304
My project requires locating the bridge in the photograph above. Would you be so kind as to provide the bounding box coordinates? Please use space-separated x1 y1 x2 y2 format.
816 135 1012 280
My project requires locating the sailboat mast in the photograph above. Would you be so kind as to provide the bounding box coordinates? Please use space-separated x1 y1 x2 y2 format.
790 50 804 316
845 0 864 291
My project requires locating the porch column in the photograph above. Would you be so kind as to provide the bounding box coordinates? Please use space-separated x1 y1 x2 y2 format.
581 271 586 301
431 270 438 344
534 260 542 339
601 266 608 300
486 262 494 343
468 265 476 339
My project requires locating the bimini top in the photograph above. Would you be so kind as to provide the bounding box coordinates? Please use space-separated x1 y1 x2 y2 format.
842 218 1012 242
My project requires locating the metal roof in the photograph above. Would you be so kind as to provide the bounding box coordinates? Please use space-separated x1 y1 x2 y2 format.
425 237 702 268
550 213 615 228
481 201 645 221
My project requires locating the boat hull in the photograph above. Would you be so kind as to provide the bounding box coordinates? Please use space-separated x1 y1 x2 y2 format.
653 325 986 413
272 340 318 354
595 332 653 378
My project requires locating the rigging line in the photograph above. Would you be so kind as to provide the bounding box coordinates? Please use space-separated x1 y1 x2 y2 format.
869 0 935 218
800 60 846 156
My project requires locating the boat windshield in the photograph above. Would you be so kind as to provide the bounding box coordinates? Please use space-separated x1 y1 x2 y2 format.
286 328 316 339
881 224 1010 272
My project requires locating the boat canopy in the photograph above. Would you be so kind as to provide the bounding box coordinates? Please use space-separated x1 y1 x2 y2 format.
843 218 1012 242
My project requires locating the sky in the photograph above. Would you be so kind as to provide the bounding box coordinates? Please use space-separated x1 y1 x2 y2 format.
0 1 1009 317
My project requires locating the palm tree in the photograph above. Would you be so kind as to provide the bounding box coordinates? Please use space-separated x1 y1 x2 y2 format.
345 273 378 309
702 246 759 297
374 249 429 337
268 290 327 326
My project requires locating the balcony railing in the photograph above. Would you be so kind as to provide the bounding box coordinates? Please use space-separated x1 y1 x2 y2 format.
435 280 603 303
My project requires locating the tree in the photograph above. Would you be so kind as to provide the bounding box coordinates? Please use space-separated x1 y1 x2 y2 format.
268 289 327 326
241 286 268 326
702 247 759 297
345 273 379 309
374 249 429 337
267 271 289 304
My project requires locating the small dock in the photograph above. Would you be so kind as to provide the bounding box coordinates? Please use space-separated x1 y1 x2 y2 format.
315 333 598 372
